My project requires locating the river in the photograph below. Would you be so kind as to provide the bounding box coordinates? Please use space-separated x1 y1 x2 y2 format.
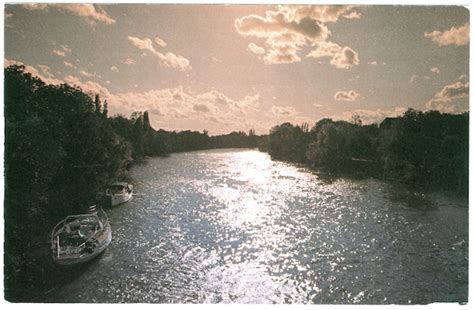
48 149 468 304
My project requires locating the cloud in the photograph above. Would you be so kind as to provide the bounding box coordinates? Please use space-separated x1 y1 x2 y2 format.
431 67 440 74
103 87 268 134
60 4 115 25
248 43 266 55
110 66 119 72
193 103 213 113
306 41 359 69
108 86 261 123
458 74 468 82
329 46 359 69
23 4 115 25
154 36 167 48
264 44 301 64
278 5 361 23
334 90 360 101
79 70 95 78
63 61 76 69
235 5 360 68
53 49 66 57
123 57 135 65
409 74 430 83
37 64 54 78
425 23 469 46
425 80 469 113
235 12 329 41
64 75 111 99
128 36 191 71
271 105 298 116
128 36 154 50
22 4 48 10
52 45 72 58
368 60 377 65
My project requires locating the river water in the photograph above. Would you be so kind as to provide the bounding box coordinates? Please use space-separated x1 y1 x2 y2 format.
49 149 468 304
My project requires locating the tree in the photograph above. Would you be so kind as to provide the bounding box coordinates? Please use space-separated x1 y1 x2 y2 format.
94 94 101 114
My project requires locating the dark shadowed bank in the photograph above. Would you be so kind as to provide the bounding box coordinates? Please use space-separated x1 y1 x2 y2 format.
265 112 468 194
3 65 469 302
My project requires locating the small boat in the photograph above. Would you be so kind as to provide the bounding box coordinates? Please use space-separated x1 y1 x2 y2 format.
51 206 112 265
105 182 133 207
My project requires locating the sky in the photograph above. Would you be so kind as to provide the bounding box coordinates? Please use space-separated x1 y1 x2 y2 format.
3 4 470 135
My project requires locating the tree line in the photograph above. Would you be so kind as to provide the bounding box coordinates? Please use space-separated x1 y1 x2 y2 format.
266 110 468 193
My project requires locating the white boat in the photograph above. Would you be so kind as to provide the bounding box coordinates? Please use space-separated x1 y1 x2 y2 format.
105 182 133 206
51 206 112 265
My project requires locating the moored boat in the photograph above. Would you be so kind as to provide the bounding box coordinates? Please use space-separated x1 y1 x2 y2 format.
51 206 112 265
105 182 133 207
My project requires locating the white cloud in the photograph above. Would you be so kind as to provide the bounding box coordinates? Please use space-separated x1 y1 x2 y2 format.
425 23 469 46
123 57 135 65
128 36 191 71
278 5 361 23
409 74 430 83
108 86 261 123
22 4 48 10
23 4 115 25
264 44 301 64
248 43 266 55
431 67 440 74
329 46 359 69
426 80 469 113
368 60 377 65
154 36 167 48
334 90 360 101
235 5 360 68
37 64 54 78
306 41 359 69
64 75 111 99
52 45 72 58
63 61 76 69
271 105 298 116
128 36 154 50
110 66 119 72
53 49 66 57
79 70 95 78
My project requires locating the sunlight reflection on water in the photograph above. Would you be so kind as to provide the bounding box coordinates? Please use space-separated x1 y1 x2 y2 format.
50 149 468 304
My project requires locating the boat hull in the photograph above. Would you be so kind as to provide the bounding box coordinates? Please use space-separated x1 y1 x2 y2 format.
53 223 112 266
106 191 132 207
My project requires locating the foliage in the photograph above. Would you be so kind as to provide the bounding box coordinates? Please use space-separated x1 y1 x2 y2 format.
268 109 468 192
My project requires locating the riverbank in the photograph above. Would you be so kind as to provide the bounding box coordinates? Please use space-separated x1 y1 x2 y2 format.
265 112 468 196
